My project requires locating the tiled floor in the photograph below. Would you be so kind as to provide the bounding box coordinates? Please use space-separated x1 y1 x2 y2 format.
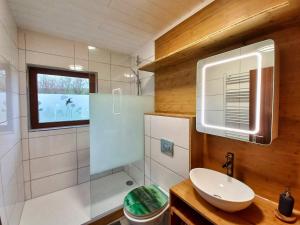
20 172 137 225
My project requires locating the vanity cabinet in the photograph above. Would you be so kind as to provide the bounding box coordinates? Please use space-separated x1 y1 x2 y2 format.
169 180 300 225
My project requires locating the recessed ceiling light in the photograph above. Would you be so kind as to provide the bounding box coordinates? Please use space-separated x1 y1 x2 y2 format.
88 46 96 50
124 73 134 78
69 64 83 71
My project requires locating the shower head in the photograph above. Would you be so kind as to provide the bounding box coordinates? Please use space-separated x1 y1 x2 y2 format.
130 68 142 96
130 68 139 79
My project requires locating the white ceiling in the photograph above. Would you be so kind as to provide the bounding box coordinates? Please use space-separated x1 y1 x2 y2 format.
8 0 212 54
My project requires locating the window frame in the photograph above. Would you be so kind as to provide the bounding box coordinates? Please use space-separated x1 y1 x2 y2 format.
28 66 96 129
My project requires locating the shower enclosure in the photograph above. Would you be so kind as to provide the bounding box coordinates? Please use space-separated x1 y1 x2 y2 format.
89 90 154 219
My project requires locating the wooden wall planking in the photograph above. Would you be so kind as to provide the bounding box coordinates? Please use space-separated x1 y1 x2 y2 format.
155 0 299 59
154 23 300 209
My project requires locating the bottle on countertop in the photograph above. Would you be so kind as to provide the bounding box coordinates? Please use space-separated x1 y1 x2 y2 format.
278 188 295 217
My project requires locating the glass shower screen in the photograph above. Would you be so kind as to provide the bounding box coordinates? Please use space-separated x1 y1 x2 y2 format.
90 93 154 175
89 92 154 218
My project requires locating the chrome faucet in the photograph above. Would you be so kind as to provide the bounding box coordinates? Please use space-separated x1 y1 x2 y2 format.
222 152 234 177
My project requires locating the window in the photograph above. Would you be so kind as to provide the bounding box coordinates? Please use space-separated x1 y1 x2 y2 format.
29 67 96 129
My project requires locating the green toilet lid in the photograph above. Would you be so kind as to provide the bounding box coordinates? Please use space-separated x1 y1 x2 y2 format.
124 185 168 219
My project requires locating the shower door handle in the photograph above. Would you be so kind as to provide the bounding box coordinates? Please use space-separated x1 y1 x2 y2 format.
112 88 122 115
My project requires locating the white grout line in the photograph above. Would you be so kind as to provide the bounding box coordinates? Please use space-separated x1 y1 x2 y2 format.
29 150 77 160
30 168 77 182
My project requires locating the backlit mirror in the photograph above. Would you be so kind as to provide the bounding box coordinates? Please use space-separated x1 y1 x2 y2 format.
196 39 278 144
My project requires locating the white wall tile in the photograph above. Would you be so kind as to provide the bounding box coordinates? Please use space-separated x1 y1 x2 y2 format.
144 115 151 136
20 117 28 139
141 76 154 96
23 160 30 181
111 81 131 95
89 61 110 80
78 167 90 184
145 156 150 178
133 40 154 66
111 52 131 67
10 66 19 93
75 42 88 60
77 131 89 150
18 49 25 72
151 138 189 178
10 93 20 120
88 47 110 64
111 65 132 82
145 136 150 157
20 94 27 117
76 126 89 133
0 2 24 223
31 170 77 198
151 116 189 149
139 71 153 80
19 71 27 94
1 142 20 189
24 182 31 200
17 29 25 50
30 152 77 180
0 118 21 159
18 30 136 200
29 127 76 138
29 133 76 158
77 149 90 168
21 138 29 161
150 160 183 192
98 79 111 93
75 58 88 72
26 51 74 70
25 31 74 57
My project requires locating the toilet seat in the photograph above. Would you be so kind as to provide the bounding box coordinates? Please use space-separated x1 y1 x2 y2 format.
123 185 169 221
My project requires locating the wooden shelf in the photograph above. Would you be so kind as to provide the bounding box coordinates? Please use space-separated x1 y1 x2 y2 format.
171 206 207 225
170 180 300 225
139 0 300 73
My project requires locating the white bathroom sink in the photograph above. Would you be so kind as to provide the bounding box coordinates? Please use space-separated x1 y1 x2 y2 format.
190 168 255 212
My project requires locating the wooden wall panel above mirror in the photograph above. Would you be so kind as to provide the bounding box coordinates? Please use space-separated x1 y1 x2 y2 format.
155 0 299 60
139 0 300 73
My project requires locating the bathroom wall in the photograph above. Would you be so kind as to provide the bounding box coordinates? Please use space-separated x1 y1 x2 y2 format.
143 115 190 191
0 0 24 224
132 40 155 97
18 30 137 199
152 1 300 209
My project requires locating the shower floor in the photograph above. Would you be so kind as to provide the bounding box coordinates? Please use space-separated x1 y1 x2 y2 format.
20 171 137 225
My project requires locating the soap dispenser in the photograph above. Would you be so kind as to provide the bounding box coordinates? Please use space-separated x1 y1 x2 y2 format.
278 188 294 217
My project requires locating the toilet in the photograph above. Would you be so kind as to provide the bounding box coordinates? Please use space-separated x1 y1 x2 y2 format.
123 184 169 225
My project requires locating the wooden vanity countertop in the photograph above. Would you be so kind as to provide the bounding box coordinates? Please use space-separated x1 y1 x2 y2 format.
170 179 300 225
